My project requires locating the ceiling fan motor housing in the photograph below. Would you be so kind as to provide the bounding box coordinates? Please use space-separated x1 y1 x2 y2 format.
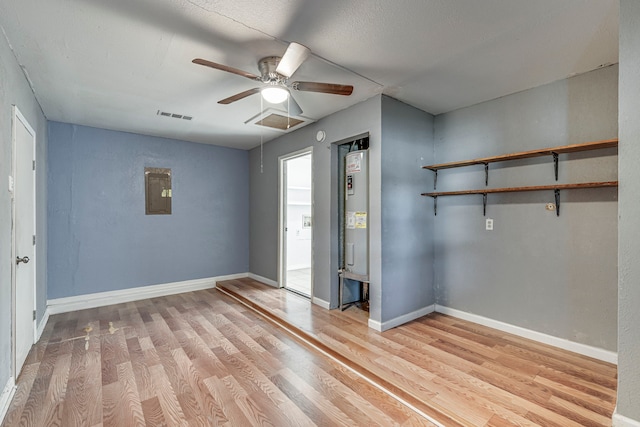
258 56 286 84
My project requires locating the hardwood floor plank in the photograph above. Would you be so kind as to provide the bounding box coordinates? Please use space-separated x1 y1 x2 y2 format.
1 363 39 426
116 361 146 425
203 375 251 426
171 347 228 423
148 363 188 426
102 381 124 427
141 396 167 427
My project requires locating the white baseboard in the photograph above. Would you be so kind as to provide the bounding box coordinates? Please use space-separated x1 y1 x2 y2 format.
0 377 16 425
47 273 248 315
436 305 618 365
614 412 640 427
312 297 330 310
36 307 50 341
369 304 436 332
248 273 279 288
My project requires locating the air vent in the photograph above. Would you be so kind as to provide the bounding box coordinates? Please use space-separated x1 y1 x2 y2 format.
256 114 304 131
157 110 193 121
245 108 314 132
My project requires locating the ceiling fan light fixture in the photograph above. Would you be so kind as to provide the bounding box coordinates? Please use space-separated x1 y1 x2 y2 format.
261 86 289 104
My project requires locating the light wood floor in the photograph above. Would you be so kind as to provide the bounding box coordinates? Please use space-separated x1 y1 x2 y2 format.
1 289 436 426
217 278 618 427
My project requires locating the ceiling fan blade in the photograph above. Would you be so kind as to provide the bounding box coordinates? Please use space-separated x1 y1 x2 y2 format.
292 81 353 96
274 92 303 117
218 88 260 104
276 42 311 78
193 58 260 81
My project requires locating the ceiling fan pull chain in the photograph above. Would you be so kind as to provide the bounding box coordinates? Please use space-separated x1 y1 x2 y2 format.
260 95 264 174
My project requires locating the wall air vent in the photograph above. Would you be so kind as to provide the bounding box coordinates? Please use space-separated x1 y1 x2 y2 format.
245 108 314 133
157 110 193 121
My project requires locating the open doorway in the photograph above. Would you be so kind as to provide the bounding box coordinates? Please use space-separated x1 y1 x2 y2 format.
279 148 313 298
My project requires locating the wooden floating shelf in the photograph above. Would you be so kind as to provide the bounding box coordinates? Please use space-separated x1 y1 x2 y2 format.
422 181 619 198
422 139 618 171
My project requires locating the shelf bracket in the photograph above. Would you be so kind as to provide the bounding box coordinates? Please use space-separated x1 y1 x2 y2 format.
554 189 560 216
433 169 438 190
482 193 487 216
484 163 489 186
552 152 559 181
433 196 438 216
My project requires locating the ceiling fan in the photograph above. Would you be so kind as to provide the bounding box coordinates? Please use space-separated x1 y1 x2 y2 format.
192 42 354 116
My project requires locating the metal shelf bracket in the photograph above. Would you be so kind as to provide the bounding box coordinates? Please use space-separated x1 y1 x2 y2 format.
484 163 489 186
433 169 438 190
482 193 487 216
554 189 560 216
553 152 559 181
434 196 438 216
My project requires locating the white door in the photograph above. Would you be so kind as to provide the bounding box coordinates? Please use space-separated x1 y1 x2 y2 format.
12 106 36 375
279 149 313 298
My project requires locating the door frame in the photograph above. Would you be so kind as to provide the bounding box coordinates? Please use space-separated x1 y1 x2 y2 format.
278 147 314 295
10 105 37 379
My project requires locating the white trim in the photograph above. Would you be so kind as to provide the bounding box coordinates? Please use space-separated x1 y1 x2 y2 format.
312 297 330 310
248 273 278 288
435 305 618 364
47 274 248 315
613 413 640 427
36 307 50 341
368 318 382 331
0 377 16 425
368 304 436 332
278 147 314 293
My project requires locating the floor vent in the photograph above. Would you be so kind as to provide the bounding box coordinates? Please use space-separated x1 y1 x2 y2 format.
157 110 193 121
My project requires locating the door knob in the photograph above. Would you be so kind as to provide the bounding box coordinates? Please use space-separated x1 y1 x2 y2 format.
16 256 29 265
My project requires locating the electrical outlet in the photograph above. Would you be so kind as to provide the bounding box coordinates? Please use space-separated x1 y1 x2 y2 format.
486 218 494 231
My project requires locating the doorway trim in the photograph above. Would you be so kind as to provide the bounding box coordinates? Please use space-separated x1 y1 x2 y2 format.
278 147 314 297
10 105 37 380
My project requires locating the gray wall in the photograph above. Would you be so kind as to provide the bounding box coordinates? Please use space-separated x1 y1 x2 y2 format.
0 32 47 387
380 96 435 323
616 0 640 423
433 65 618 351
249 96 383 321
47 122 248 298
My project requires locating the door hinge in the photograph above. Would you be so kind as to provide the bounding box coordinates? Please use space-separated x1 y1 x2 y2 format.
33 310 36 321
33 235 36 245
32 160 36 171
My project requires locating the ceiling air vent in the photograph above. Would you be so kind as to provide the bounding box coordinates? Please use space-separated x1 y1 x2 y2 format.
245 108 314 132
157 110 193 121
257 114 304 131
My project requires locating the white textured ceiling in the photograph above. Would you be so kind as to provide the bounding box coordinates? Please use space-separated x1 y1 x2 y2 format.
0 0 619 150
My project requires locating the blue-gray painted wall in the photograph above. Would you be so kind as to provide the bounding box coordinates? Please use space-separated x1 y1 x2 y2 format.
47 122 249 299
617 0 640 422
380 96 435 323
433 65 618 351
